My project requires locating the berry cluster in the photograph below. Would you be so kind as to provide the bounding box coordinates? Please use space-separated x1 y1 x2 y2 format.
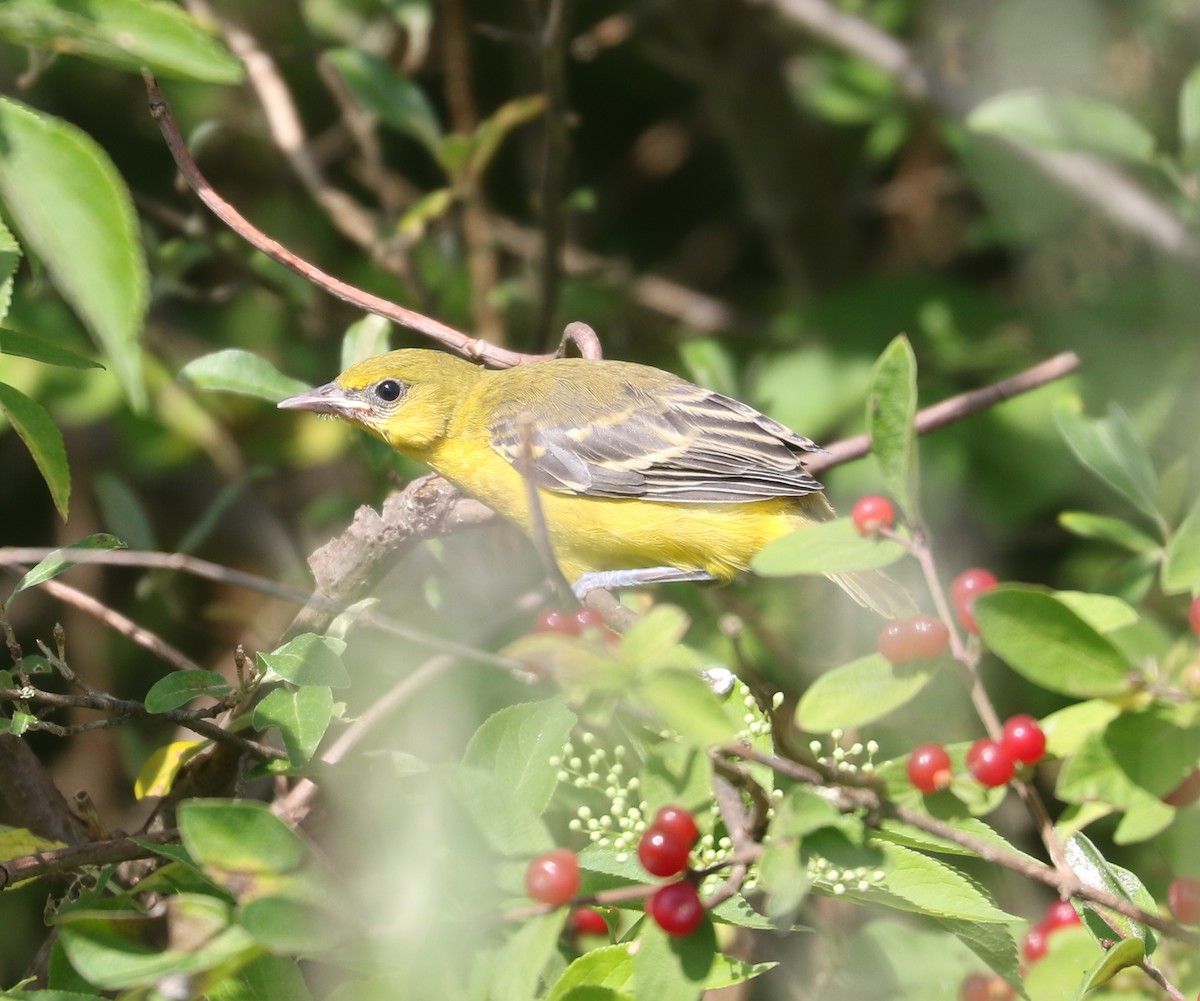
906 715 1046 793
640 805 705 937
1022 898 1082 964
537 606 613 639
522 805 707 940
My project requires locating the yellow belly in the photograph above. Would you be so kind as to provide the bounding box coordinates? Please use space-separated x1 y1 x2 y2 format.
421 434 822 581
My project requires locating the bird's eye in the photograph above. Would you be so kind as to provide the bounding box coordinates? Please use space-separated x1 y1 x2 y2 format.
374 379 404 403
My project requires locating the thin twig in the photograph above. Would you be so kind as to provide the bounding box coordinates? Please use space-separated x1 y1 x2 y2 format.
531 0 571 349
810 351 1081 473
0 829 180 891
726 745 1200 946
272 655 456 825
143 72 543 368
35 576 204 673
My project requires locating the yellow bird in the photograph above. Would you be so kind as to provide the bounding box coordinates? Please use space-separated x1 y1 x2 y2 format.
279 349 897 611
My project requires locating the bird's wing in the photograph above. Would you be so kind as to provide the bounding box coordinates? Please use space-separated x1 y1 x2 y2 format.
487 372 824 503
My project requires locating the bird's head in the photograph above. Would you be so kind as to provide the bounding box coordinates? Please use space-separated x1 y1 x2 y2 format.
277 348 481 454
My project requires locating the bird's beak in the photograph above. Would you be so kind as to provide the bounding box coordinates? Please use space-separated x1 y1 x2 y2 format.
277 382 373 417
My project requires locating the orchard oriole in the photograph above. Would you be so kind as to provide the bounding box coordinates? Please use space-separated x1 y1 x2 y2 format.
279 349 901 612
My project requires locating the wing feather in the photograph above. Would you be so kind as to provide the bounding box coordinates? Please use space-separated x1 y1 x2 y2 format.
487 361 824 503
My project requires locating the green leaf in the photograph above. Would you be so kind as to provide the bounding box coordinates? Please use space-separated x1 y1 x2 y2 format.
640 743 714 817
451 764 553 855
1055 728 1174 844
1180 63 1200 167
866 335 920 520
618 604 691 666
545 945 634 1001
0 97 148 408
144 670 233 713
9 532 124 597
0 0 243 82
866 843 1016 923
133 739 206 799
253 686 334 767
257 633 349 688
1057 511 1159 554
340 314 392 371
1062 833 1157 951
458 94 547 183
1163 496 1200 595
1076 935 1144 995
179 349 310 402
491 911 567 1001
934 918 1023 999
323 48 442 154
796 652 937 732
973 585 1131 697
1104 706 1200 798
1052 591 1138 634
0 381 70 519
0 217 21 325
1041 699 1121 758
633 915 717 1001
968 89 1157 162
638 669 737 745
179 799 306 879
757 843 810 924
1054 404 1159 520
752 517 906 576
57 895 257 989
0 992 105 1000
213 953 316 1001
238 895 337 954
462 697 576 819
0 328 105 369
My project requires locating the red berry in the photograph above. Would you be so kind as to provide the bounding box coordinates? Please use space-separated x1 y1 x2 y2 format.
877 616 949 663
909 615 950 659
638 826 692 877
852 495 896 535
647 881 705 937
966 739 1016 788
653 806 700 847
907 743 953 793
525 848 580 905
1168 876 1200 924
877 620 909 663
1163 769 1200 808
537 609 579 635
959 973 992 1001
1022 923 1048 963
568 907 609 937
1000 714 1047 765
573 608 606 632
1043 899 1080 931
1190 596 1200 636
950 568 998 634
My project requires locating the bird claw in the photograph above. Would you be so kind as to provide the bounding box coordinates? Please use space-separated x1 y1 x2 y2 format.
571 567 717 599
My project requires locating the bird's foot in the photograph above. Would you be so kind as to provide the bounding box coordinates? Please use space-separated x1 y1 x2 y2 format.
571 567 717 600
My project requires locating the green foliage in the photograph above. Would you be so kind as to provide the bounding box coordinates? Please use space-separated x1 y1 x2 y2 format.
2 2 1200 1000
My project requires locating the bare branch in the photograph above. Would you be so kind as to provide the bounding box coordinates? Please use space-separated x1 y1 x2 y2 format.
143 72 549 368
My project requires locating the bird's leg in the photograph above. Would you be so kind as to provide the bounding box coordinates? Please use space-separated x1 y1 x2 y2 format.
571 567 717 599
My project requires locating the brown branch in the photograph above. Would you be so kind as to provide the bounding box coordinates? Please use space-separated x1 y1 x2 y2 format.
530 0 571 349
810 351 1081 473
0 735 91 848
0 829 179 891
143 72 547 368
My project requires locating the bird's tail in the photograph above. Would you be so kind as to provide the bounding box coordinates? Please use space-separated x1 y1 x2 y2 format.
828 569 917 619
